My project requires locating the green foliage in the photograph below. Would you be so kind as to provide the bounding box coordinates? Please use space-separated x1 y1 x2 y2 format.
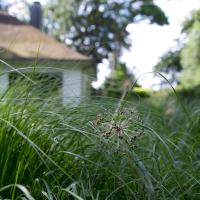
103 64 150 98
155 50 182 72
154 50 182 85
132 86 151 98
109 63 132 83
4 0 168 66
103 63 137 97
181 21 200 87
182 9 200 33
181 22 200 69
176 8 200 87
176 84 200 99
44 0 72 38
68 0 168 64
154 8 200 87
1 73 200 199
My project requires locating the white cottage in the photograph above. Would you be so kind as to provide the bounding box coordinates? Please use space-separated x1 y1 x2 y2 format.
0 8 95 103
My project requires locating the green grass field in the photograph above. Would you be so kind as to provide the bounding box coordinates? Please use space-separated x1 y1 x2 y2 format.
0 77 200 200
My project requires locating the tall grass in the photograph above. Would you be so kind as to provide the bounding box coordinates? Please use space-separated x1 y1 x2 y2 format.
0 72 200 199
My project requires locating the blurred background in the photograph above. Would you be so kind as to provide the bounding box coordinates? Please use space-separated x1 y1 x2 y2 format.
1 0 200 97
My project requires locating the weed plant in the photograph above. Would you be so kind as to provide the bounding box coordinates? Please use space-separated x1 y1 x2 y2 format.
0 71 200 200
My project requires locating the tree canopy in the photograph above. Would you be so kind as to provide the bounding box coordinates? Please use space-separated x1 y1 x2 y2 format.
153 8 200 87
47 0 168 67
180 21 200 87
182 9 200 33
43 0 72 38
179 9 200 87
154 50 182 73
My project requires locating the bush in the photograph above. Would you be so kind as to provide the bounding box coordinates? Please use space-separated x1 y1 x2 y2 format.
132 86 151 98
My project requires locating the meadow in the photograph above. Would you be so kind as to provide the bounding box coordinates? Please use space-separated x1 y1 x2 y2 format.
0 76 200 200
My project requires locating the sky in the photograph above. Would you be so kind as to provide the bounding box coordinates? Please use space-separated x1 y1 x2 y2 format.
5 0 200 89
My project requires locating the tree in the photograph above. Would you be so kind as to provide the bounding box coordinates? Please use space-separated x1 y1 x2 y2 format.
154 49 182 85
46 0 168 67
182 9 200 33
68 0 168 67
153 8 200 87
179 9 200 87
180 21 200 87
155 50 182 73
43 0 72 38
3 0 72 38
103 63 138 97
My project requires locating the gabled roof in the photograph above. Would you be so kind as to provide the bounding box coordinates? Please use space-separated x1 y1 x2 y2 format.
0 11 90 61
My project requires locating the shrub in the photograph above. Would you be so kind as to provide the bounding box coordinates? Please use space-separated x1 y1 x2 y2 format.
132 86 151 98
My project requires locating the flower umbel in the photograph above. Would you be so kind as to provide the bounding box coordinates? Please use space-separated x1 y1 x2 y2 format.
93 108 144 150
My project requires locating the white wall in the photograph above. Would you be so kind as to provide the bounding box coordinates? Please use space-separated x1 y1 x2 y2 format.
0 72 9 93
0 67 87 104
62 68 82 104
